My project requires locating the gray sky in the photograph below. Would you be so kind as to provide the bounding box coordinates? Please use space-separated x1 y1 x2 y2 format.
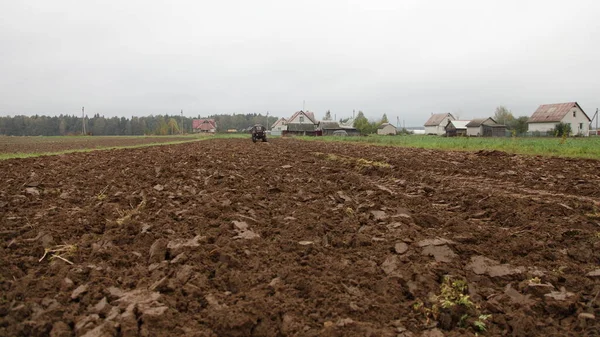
1 0 599 126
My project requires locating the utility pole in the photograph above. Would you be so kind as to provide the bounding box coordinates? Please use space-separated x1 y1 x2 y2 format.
82 106 86 135
180 109 184 135
266 111 269 131
397 116 400 129
596 108 598 136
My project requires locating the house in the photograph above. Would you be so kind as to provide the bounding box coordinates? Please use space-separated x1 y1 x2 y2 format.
466 118 506 137
192 119 217 133
283 110 318 136
424 113 455 135
527 102 591 136
317 120 360 136
270 118 287 136
445 120 469 137
377 123 397 135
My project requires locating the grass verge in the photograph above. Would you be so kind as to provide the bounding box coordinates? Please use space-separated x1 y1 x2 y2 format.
299 135 600 159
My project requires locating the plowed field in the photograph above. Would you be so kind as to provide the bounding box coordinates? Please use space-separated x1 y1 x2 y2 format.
0 136 200 154
1 138 599 336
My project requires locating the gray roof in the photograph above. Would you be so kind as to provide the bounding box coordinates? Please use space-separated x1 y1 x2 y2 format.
466 117 498 127
318 121 341 129
424 113 454 126
287 123 316 132
378 123 396 130
446 120 470 129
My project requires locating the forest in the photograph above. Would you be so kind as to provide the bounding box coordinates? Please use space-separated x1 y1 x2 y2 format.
0 113 277 136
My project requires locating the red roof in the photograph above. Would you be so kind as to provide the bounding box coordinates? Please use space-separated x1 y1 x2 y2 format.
193 119 216 131
424 113 454 126
528 102 590 123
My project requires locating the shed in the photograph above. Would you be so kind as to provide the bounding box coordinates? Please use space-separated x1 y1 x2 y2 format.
317 121 347 136
445 120 469 137
466 118 506 137
283 123 317 136
377 123 397 135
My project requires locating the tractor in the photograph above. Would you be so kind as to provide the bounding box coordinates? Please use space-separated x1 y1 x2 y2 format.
251 124 268 143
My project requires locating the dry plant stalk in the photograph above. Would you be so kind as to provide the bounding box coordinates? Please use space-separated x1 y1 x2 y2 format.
39 244 77 265
116 197 147 225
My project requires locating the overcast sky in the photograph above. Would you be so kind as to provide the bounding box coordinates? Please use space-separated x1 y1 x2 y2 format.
1 0 599 126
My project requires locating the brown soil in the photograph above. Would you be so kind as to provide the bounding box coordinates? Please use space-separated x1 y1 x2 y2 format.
1 138 599 337
0 136 200 154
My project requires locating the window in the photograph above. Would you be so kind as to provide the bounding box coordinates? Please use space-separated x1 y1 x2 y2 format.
579 123 583 130
300 116 304 123
573 111 576 117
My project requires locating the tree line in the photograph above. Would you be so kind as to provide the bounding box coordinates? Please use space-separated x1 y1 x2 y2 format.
0 113 277 136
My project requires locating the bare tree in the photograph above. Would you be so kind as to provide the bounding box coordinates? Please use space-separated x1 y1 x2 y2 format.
494 106 514 126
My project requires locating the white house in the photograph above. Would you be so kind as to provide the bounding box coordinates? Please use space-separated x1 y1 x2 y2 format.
270 118 287 136
377 123 397 135
528 102 591 136
283 110 318 136
424 113 455 135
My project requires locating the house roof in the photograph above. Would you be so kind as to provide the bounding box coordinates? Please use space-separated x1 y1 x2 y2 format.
286 123 316 132
192 119 216 130
424 113 454 126
446 120 470 129
378 123 396 130
271 118 287 128
340 117 355 127
288 110 317 124
318 121 341 129
528 102 591 123
465 117 499 127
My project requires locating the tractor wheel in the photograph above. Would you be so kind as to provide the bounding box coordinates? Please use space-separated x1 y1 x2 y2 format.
252 136 257 143
262 137 268 142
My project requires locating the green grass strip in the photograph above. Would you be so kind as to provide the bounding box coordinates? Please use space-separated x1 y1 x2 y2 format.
297 135 600 160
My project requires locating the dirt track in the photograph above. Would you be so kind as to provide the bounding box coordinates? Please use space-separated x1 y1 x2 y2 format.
1 138 599 336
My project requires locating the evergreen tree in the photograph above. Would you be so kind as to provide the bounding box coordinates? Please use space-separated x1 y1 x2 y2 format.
380 113 389 124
